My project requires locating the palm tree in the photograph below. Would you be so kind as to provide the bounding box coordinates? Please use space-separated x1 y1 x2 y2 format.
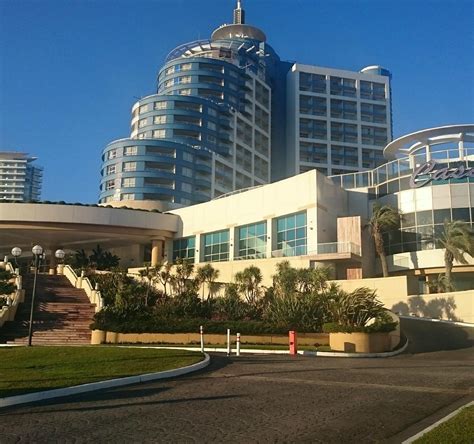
439 220 474 289
368 204 401 277
235 265 263 305
196 264 220 300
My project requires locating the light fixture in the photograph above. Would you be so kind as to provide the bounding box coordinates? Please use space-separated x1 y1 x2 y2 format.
28 244 44 346
55 249 66 260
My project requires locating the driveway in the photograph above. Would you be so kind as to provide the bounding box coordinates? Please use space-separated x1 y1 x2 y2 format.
1 346 473 443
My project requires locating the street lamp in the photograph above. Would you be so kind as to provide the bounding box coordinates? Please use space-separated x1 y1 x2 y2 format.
11 247 22 269
28 244 44 346
55 249 65 274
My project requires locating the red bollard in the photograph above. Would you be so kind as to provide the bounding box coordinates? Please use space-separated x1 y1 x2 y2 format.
289 330 297 355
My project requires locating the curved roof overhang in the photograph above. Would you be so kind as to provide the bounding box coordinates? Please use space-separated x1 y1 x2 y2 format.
384 124 474 159
0 203 179 252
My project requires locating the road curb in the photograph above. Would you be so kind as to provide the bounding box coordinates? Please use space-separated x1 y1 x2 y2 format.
138 339 409 358
0 353 210 409
399 316 474 327
402 400 474 443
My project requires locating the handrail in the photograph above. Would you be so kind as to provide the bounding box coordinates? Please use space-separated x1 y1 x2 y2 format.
61 265 103 312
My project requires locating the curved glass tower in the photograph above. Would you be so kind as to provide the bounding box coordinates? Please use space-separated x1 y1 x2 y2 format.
99 1 281 208
99 1 393 208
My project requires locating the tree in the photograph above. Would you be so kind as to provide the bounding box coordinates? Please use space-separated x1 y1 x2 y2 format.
89 245 120 270
368 204 401 277
195 264 221 300
439 220 474 290
234 265 263 305
171 258 196 295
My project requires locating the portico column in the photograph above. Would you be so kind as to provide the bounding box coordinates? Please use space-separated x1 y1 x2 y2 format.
151 238 164 267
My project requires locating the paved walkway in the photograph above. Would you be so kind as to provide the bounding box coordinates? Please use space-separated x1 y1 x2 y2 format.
1 347 473 443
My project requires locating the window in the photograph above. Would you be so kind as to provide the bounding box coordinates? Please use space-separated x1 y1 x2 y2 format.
331 122 358 143
105 179 115 190
360 81 386 100
182 182 192 193
123 161 137 172
299 118 327 140
276 212 307 256
361 126 387 146
182 152 193 162
138 119 147 128
182 167 193 177
300 95 327 116
178 75 192 84
108 149 117 160
124 146 138 156
330 77 356 97
180 63 192 71
208 108 217 117
331 145 359 167
173 237 196 261
299 72 326 94
121 193 135 200
153 115 167 124
154 101 168 110
122 178 136 187
174 115 201 126
203 230 229 262
152 129 166 138
178 89 192 96
237 221 267 259
175 101 201 112
164 79 174 88
139 104 148 114
165 66 175 75
300 142 327 164
137 132 147 139
106 164 116 175
207 121 217 131
331 99 357 120
146 146 175 157
361 103 387 123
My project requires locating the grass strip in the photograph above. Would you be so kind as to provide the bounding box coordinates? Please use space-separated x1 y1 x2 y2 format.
414 405 474 444
0 346 202 398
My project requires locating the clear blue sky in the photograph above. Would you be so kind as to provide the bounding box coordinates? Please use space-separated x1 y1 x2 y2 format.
1 0 473 203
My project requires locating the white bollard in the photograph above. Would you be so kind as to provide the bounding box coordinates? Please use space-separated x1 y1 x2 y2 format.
200 325 204 353
236 332 241 356
227 328 231 356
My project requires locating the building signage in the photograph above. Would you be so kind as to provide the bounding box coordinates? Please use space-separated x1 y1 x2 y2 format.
409 160 474 188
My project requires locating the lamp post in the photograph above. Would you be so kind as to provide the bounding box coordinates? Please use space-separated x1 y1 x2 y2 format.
55 249 65 274
28 244 44 347
11 247 22 269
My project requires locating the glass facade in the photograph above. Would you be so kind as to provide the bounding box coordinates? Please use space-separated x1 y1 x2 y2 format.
276 211 307 256
203 230 229 262
172 236 196 261
237 221 267 259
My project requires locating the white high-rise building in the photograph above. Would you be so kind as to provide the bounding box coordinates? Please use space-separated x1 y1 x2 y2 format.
285 64 392 178
0 152 43 202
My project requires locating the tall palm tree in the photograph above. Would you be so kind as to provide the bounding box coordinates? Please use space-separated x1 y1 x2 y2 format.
439 220 474 289
196 264 220 300
235 265 263 305
368 204 401 277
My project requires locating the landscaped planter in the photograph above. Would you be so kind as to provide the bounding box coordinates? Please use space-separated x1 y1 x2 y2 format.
91 329 106 345
90 331 329 346
329 332 392 353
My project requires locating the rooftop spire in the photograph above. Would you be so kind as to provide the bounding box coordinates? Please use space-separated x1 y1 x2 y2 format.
233 0 245 24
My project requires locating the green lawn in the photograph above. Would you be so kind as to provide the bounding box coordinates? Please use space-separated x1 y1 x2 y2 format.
415 405 474 444
0 346 203 398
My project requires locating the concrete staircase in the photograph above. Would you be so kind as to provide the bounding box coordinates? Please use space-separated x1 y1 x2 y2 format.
0 274 96 345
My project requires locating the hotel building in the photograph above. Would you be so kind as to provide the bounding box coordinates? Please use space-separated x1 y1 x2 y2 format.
0 152 42 202
99 1 392 208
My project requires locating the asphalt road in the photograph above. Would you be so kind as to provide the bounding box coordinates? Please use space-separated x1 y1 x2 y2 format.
1 346 473 443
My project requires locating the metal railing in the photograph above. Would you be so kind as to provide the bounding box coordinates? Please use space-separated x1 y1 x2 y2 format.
271 242 361 258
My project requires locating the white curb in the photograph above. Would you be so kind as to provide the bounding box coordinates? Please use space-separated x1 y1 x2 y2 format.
0 353 210 409
141 338 409 358
402 400 474 443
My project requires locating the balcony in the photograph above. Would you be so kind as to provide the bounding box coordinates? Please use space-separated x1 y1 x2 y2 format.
271 242 361 261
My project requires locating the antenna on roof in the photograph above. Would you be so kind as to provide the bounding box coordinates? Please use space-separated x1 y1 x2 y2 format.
233 0 245 24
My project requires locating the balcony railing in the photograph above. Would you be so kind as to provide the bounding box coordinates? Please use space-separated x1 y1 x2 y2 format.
271 242 361 258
